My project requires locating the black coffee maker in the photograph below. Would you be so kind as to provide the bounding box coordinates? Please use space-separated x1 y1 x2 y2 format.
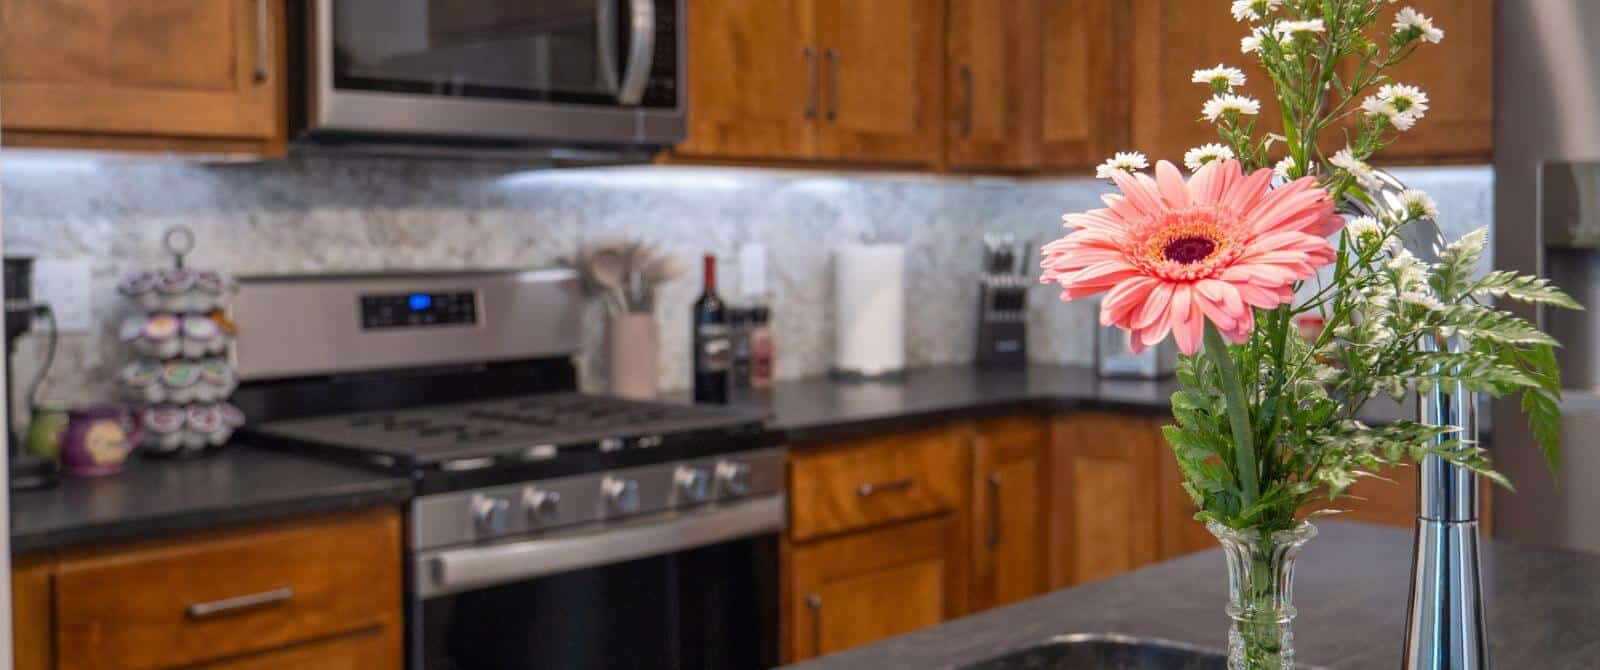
5 256 59 490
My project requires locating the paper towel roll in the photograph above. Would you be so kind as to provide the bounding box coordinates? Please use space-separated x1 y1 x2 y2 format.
834 244 906 376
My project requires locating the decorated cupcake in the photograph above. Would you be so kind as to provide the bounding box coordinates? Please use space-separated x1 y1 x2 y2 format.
141 315 181 358
142 405 187 453
117 271 161 311
181 315 220 359
119 360 166 403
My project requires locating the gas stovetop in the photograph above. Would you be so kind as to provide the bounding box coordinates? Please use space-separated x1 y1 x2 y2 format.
243 392 774 487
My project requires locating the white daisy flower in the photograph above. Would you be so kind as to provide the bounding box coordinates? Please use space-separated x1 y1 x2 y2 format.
1183 144 1236 172
1397 189 1440 221
1202 94 1261 122
1377 83 1430 117
1360 84 1428 131
1393 7 1444 44
1230 0 1282 22
1241 28 1269 54
1346 216 1385 249
1192 65 1247 90
1095 152 1150 180
1274 19 1325 39
1329 148 1382 191
1273 156 1298 180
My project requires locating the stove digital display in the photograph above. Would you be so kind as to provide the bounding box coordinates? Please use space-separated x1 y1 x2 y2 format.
361 291 477 329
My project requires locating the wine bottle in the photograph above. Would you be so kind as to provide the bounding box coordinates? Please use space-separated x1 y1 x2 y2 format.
692 254 731 403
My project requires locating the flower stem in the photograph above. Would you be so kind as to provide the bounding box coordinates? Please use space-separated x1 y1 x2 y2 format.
1205 322 1260 509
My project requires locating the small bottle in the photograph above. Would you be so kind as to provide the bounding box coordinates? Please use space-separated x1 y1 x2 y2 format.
729 307 752 390
749 305 775 389
692 254 731 404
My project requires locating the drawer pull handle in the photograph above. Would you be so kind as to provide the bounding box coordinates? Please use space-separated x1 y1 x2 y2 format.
252 0 271 84
806 594 823 657
186 587 294 619
857 477 914 497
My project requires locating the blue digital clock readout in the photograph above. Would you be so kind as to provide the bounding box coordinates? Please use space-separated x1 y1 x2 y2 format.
409 293 432 311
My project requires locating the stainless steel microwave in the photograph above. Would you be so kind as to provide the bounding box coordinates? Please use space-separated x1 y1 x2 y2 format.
298 0 685 157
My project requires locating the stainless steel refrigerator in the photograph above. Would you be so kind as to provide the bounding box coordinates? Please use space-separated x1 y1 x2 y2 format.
1493 0 1600 552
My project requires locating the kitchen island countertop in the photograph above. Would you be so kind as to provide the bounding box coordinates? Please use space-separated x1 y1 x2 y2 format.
779 521 1598 669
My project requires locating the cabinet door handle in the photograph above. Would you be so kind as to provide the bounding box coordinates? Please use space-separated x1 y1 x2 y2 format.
987 473 1002 548
959 65 974 137
186 586 294 619
824 48 840 122
857 477 914 497
806 594 823 657
252 0 271 84
804 47 819 119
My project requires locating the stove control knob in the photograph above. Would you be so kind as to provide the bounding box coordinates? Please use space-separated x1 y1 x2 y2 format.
674 466 712 503
523 487 561 527
715 460 753 497
602 477 640 515
471 495 511 536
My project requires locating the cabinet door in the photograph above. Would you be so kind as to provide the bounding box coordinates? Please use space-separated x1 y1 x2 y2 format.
1371 0 1493 162
970 416 1048 611
1035 0 1128 169
677 0 819 160
945 0 1033 170
785 515 965 663
815 0 946 166
12 555 52 670
1047 411 1164 589
0 0 285 154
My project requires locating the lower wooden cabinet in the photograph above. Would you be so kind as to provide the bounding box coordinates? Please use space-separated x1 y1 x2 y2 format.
13 507 404 670
1047 411 1164 589
969 416 1048 610
783 515 966 663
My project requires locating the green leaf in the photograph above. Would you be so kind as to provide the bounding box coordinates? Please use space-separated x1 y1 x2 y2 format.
1471 271 1584 311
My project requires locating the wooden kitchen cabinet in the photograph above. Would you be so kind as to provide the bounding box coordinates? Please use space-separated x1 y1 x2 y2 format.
1367 0 1494 162
12 507 403 670
1033 0 1128 170
968 415 1049 611
678 0 818 160
943 0 1032 170
0 0 288 156
1047 410 1165 589
678 0 945 167
1126 0 1494 168
784 515 966 663
788 424 965 542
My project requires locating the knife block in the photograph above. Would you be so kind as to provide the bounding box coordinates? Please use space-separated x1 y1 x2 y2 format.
976 278 1027 366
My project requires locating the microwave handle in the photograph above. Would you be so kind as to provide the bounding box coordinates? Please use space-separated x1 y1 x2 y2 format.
617 0 656 106
596 0 621 95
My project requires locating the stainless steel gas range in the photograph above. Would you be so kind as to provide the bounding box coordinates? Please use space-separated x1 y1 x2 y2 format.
229 270 784 670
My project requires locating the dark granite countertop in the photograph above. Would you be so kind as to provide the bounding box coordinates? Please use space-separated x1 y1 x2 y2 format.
782 521 1598 669
716 363 1422 444
11 446 412 554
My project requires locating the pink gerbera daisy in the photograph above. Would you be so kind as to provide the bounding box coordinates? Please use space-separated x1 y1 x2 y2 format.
1041 159 1343 355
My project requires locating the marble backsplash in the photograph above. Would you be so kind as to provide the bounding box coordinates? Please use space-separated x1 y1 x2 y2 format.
0 156 1493 409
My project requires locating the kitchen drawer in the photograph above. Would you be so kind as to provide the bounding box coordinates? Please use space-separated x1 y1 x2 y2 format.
195 628 397 670
790 426 964 541
53 508 402 670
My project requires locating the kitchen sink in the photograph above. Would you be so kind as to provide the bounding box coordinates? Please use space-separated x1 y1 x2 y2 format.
954 633 1229 670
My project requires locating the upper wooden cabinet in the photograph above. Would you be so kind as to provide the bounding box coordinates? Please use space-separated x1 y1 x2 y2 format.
1371 0 1493 162
1033 0 1127 170
1127 0 1494 167
678 0 945 167
0 0 288 156
678 0 817 160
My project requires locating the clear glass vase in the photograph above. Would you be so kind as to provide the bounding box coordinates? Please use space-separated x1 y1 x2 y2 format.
1207 520 1318 670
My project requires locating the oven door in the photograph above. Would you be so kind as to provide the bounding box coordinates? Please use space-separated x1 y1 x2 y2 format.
412 496 782 670
310 0 683 144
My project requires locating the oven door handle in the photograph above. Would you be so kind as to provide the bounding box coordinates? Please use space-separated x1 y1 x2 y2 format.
617 0 656 106
418 494 784 598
